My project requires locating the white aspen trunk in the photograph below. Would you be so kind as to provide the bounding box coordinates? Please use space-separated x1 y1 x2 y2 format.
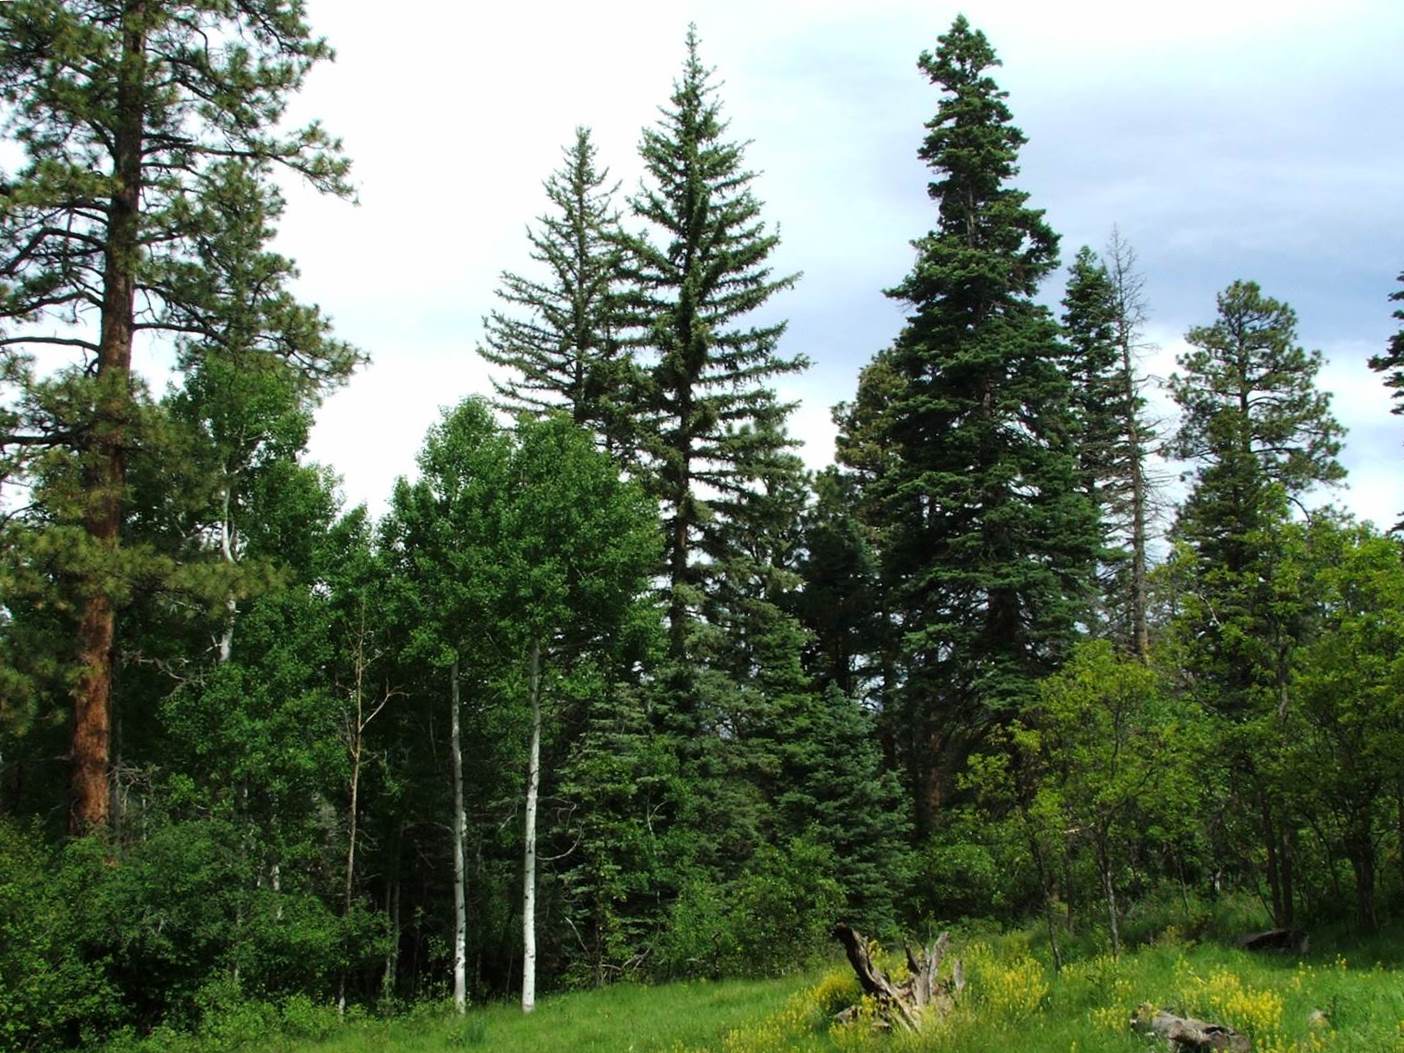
450 658 468 1014
218 484 237 664
520 638 542 1013
1099 839 1121 959
339 608 365 1018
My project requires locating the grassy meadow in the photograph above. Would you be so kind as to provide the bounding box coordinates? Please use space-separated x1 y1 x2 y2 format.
115 920 1404 1053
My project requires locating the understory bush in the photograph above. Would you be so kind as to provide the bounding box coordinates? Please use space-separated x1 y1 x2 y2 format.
655 836 844 979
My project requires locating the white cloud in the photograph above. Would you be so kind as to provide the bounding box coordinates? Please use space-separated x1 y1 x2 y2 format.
265 0 1403 523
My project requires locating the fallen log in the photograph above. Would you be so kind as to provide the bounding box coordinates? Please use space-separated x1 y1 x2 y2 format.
1234 928 1308 954
831 923 964 1032
1131 1003 1252 1052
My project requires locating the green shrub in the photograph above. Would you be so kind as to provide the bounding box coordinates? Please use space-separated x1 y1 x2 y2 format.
0 821 118 1052
655 836 843 979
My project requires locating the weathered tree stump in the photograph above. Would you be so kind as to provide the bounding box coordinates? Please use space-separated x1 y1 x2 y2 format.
1234 928 1308 954
1131 1003 1252 1052
831 923 964 1032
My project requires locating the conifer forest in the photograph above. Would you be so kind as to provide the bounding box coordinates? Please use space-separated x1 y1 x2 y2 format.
2 4 1404 1052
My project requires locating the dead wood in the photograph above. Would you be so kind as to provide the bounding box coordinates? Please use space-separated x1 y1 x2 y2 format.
1132 1003 1252 1052
831 923 964 1032
1235 928 1308 954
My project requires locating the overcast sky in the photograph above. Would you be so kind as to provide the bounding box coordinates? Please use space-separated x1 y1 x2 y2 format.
274 0 1404 526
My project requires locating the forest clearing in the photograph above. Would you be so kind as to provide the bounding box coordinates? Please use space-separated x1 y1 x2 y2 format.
3 2 1403 1051
88 916 1404 1052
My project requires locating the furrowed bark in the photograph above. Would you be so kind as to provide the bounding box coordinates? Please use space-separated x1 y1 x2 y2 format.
72 0 147 837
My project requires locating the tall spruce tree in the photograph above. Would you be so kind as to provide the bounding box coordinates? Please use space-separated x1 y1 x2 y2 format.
1367 270 1404 525
618 26 804 663
1103 229 1156 657
851 17 1097 832
1060 239 1157 655
478 128 634 458
0 0 358 834
1369 271 1404 411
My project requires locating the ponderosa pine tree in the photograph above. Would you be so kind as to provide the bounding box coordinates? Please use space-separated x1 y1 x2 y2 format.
479 128 635 458
618 26 804 663
0 0 358 834
853 17 1098 832
1171 281 1344 506
1168 279 1345 927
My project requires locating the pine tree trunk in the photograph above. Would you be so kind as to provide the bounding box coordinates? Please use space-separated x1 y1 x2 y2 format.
72 0 147 838
450 658 467 1014
521 638 542 1013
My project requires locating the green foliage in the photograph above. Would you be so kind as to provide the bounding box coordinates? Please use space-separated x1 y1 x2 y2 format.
915 808 1026 923
1287 522 1404 930
1171 280 1344 498
479 128 635 458
1366 270 1404 416
839 16 1098 834
1367 270 1404 525
0 822 116 1052
657 837 844 980
618 25 804 657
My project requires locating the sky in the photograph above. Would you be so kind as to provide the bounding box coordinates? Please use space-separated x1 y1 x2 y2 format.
269 0 1404 526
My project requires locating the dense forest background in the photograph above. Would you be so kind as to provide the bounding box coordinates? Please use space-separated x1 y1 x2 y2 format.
2 3 1403 1052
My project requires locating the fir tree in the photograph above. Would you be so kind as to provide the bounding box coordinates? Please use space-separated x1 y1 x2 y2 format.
618 26 804 662
1369 270 1404 412
852 17 1098 832
1367 270 1404 525
1060 240 1157 654
1102 229 1157 658
479 128 635 458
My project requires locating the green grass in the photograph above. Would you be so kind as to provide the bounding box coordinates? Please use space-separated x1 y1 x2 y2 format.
711 929 1404 1053
101 923 1404 1052
243 974 815 1053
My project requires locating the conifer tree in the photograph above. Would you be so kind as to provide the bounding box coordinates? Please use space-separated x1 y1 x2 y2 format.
1171 281 1344 506
1169 279 1345 927
0 0 358 834
1369 271 1404 412
618 26 804 662
1368 270 1404 524
1103 230 1156 657
1060 238 1157 655
479 128 634 457
850 17 1097 832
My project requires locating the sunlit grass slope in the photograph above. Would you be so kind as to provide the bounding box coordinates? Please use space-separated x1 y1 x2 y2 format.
713 931 1404 1053
144 926 1404 1053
